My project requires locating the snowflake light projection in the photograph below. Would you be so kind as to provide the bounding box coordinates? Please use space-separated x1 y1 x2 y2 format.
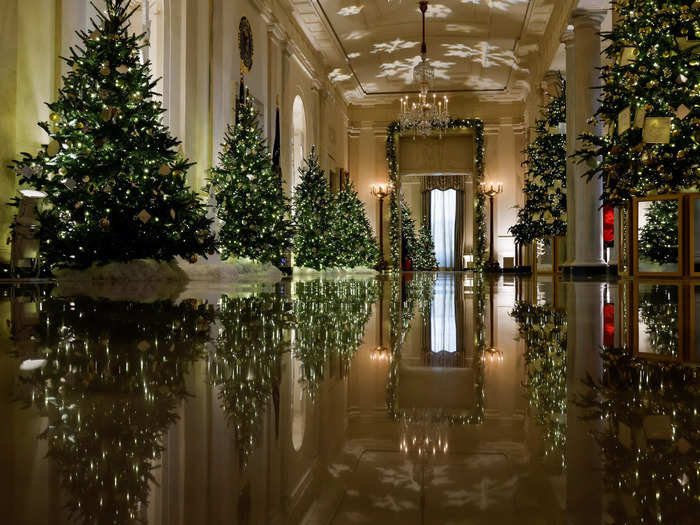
464 76 504 90
421 3 452 18
348 52 361 59
460 0 528 10
338 5 364 16
329 68 352 83
371 38 419 54
442 42 525 71
445 23 479 33
377 55 454 83
344 29 370 40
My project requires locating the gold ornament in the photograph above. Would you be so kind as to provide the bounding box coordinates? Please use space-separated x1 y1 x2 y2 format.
100 218 110 229
189 254 198 264
158 165 171 175
49 112 61 123
46 140 60 157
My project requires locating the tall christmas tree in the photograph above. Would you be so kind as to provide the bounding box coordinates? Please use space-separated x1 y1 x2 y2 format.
208 85 294 265
330 176 380 268
577 1 700 206
414 220 439 270
292 147 336 269
12 0 215 269
510 79 567 245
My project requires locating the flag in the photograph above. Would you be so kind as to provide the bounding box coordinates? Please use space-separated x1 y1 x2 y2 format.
235 73 245 125
272 101 281 184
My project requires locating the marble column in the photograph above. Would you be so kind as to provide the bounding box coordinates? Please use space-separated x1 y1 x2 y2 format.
562 27 576 267
570 10 607 273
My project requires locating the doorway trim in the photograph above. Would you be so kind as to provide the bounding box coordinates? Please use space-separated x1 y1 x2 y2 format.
386 119 486 272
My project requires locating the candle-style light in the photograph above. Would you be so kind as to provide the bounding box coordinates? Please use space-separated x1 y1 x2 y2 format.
481 179 504 272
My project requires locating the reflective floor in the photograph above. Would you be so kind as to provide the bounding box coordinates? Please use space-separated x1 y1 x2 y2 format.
0 274 697 524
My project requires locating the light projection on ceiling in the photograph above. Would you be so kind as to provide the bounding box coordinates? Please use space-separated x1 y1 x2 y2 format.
344 29 370 40
445 23 479 33
328 68 352 83
312 0 540 96
337 5 364 16
460 0 528 10
464 76 504 90
421 3 452 18
377 55 455 83
371 38 419 54
442 42 526 71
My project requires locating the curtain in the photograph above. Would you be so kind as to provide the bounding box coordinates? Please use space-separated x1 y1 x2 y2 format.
431 276 457 353
431 189 456 269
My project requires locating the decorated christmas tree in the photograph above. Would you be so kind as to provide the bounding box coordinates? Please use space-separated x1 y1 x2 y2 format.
292 147 336 269
389 196 420 270
576 1 700 206
208 86 294 265
413 220 439 270
510 79 567 245
12 0 215 269
639 200 679 265
330 176 380 268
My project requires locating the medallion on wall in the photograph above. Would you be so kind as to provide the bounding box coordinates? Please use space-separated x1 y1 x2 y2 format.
239 16 254 73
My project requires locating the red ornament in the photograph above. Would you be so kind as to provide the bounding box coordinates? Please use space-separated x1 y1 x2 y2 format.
603 203 614 248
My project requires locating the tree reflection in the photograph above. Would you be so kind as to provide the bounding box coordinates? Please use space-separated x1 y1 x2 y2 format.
15 297 214 524
577 348 698 524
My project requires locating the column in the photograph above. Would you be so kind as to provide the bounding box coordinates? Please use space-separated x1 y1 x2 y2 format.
570 10 607 273
562 27 576 268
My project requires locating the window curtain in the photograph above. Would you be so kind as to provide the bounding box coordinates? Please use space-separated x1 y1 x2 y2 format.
430 276 457 353
431 189 457 269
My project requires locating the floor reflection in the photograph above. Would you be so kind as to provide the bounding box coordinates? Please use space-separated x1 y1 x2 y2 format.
0 274 697 524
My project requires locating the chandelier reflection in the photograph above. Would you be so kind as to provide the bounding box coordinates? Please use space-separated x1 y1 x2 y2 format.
399 409 448 456
398 1 450 137
370 345 392 362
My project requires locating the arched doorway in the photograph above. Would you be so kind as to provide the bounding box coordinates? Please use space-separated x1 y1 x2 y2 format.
291 95 307 196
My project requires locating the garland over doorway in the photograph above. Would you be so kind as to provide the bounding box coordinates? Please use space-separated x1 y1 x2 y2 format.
386 119 487 272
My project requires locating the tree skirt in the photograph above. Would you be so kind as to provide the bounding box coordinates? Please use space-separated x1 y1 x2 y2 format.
293 266 378 277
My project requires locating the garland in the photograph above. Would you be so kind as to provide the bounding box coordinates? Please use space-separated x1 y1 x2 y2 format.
386 119 486 271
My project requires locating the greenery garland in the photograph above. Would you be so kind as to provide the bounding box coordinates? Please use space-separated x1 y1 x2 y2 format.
386 119 486 271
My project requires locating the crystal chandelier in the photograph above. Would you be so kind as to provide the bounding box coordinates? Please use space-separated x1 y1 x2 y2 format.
399 1 450 137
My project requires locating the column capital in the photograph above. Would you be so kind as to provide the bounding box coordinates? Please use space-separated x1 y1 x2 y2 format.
571 9 607 31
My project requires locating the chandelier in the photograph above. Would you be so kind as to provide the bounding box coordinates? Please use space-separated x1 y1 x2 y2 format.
399 1 450 137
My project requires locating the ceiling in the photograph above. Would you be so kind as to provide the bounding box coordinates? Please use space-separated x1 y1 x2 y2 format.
287 0 563 103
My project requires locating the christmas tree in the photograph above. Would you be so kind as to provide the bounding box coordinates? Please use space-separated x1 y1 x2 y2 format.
12 0 215 269
639 200 680 265
414 219 439 270
292 147 336 269
577 1 700 206
330 176 380 268
208 88 294 265
389 196 420 270
510 79 567 245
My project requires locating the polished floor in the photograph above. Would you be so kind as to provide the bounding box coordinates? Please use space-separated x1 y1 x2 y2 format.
0 274 697 524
